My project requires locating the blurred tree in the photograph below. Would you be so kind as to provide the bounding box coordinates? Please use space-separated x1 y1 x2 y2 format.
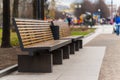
117 6 120 14
70 3 75 10
33 0 37 19
95 0 110 18
55 10 66 19
1 0 11 47
11 0 19 32
12 0 19 18
48 0 55 19
33 0 45 19
74 0 95 18
19 0 33 18
44 0 49 18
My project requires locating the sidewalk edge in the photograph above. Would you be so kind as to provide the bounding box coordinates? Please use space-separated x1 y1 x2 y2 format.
0 64 18 78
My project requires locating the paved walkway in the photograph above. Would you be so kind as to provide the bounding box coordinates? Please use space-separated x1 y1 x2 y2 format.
0 47 105 80
85 25 120 80
1 25 117 80
86 34 120 80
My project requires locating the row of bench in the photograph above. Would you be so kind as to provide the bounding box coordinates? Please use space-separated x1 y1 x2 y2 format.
13 18 83 73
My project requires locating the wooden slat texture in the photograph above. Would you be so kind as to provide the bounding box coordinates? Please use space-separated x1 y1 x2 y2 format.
17 25 50 27
15 19 53 48
16 22 51 25
15 18 49 23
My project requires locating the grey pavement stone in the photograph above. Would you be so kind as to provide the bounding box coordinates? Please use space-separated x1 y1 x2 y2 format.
0 47 106 80
85 34 120 80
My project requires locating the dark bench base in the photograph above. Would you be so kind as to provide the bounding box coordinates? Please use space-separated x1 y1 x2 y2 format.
18 49 64 73
63 45 70 59
75 41 79 51
70 43 75 54
53 49 63 64
79 39 83 49
18 53 52 73
75 39 83 51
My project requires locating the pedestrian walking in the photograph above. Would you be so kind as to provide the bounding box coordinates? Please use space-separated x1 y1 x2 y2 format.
67 16 72 27
114 13 120 35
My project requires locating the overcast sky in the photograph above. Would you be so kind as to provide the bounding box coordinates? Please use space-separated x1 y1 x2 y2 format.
51 0 120 7
106 0 120 7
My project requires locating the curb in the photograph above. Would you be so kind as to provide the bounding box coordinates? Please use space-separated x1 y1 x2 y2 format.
84 32 95 38
0 64 18 78
83 28 98 38
83 28 100 45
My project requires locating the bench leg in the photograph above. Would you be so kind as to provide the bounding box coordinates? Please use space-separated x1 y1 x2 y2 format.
79 40 83 49
18 51 52 73
63 45 70 59
70 42 75 54
75 41 79 51
52 49 63 65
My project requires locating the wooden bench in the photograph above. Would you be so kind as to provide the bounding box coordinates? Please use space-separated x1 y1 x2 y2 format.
13 18 71 72
52 21 83 54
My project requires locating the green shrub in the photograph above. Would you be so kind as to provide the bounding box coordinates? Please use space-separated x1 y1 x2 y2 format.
10 32 19 46
71 28 95 36
0 29 19 46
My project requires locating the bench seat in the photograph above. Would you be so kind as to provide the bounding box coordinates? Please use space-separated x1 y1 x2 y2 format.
24 40 71 51
61 35 83 41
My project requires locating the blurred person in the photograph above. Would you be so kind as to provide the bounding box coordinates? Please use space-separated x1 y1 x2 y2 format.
58 18 63 22
113 13 120 35
79 15 83 25
67 16 72 27
73 17 78 25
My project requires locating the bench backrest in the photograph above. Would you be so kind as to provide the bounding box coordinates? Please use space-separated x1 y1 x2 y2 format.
53 21 71 38
13 18 53 50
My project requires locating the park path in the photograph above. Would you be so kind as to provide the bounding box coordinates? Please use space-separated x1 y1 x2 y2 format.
85 34 120 80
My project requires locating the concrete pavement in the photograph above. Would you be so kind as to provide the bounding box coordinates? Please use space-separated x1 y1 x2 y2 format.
0 47 106 80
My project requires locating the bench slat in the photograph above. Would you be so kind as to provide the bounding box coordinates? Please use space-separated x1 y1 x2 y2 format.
16 22 51 25
19 29 50 33
19 27 51 30
15 18 49 23
17 25 50 27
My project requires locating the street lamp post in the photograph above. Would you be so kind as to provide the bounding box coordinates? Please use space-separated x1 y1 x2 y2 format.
98 9 101 18
98 9 101 23
75 4 81 8
74 4 81 17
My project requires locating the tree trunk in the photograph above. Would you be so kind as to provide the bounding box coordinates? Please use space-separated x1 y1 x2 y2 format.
41 0 44 20
12 0 19 32
1 0 11 48
13 0 19 17
33 0 44 19
33 0 37 19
